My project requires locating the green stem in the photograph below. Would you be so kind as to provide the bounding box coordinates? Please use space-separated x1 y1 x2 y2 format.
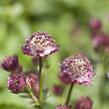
65 84 74 105
99 66 106 109
28 91 39 106
39 57 43 106
99 53 108 109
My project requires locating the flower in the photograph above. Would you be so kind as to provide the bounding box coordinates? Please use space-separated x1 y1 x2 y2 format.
52 84 64 96
59 54 94 85
75 97 93 109
25 73 39 97
22 32 59 57
89 18 102 32
56 105 71 109
1 55 19 72
92 33 109 53
8 73 26 94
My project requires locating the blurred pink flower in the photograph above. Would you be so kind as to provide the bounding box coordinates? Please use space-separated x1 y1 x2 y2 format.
52 84 64 96
89 18 102 32
75 97 93 109
92 33 109 53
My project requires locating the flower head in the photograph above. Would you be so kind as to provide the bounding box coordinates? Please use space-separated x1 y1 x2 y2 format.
56 105 71 109
75 97 93 109
59 54 94 85
1 55 19 72
52 84 64 96
8 73 26 94
22 32 59 57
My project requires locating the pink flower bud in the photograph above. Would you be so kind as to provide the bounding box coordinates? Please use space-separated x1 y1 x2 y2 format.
8 73 26 94
75 97 93 109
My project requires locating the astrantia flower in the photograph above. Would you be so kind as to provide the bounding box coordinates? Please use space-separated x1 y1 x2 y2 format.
92 33 109 53
22 32 59 57
1 55 19 72
56 105 71 109
52 85 64 96
75 97 93 109
59 54 94 85
8 73 26 94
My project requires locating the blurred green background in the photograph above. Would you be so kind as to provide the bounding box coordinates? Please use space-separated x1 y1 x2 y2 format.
0 0 109 109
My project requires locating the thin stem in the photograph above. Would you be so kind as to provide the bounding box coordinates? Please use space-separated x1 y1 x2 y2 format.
99 66 106 109
99 54 108 109
39 57 42 77
28 91 39 106
99 75 104 109
65 84 74 105
38 57 43 105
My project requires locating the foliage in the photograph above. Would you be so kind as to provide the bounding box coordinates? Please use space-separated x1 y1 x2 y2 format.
0 0 109 109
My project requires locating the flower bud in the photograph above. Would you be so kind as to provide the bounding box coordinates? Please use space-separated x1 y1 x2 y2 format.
1 55 19 72
8 73 26 94
52 85 64 96
75 97 93 109
89 18 102 32
92 33 109 53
